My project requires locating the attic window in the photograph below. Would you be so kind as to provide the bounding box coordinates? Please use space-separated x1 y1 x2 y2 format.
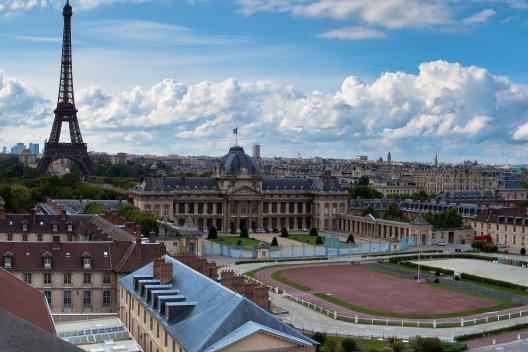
40 221 44 226
3 256 12 269
22 224 28 232
65 252 71 258
44 257 52 269
9 221 12 226
103 251 109 257
83 258 91 269
25 252 30 256
52 224 58 232
68 224 73 232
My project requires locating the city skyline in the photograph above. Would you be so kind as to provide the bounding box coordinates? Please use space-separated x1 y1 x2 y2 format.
0 0 528 163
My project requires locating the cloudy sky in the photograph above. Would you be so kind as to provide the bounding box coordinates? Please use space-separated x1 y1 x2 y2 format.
0 0 528 163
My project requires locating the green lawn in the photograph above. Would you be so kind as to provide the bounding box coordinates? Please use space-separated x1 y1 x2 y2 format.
287 233 322 245
212 236 262 247
271 268 312 291
311 334 390 352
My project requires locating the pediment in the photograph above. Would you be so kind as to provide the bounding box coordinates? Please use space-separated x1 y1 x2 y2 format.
219 330 309 352
227 185 261 196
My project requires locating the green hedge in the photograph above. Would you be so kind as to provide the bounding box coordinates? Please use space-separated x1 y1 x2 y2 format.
388 253 497 264
363 250 441 258
399 261 454 275
460 272 528 290
455 323 528 342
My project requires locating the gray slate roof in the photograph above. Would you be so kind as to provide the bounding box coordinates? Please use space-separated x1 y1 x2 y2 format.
119 255 315 352
218 146 260 176
0 308 82 352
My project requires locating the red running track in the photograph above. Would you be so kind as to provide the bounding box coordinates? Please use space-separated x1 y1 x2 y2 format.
256 263 497 316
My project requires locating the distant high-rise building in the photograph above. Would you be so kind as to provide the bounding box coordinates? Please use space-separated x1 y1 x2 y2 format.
434 153 438 167
2 147 6 154
10 143 25 154
252 144 261 159
387 152 392 165
29 143 39 155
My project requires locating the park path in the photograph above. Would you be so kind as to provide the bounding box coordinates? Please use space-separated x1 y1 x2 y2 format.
251 233 303 246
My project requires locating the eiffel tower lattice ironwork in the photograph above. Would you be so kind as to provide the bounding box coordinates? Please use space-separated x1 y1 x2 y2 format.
38 0 95 175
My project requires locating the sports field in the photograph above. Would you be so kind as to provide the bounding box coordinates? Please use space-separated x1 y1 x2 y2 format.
254 263 501 317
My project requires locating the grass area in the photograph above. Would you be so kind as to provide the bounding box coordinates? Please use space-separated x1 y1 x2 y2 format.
271 268 312 291
287 233 321 245
212 236 262 247
311 334 390 352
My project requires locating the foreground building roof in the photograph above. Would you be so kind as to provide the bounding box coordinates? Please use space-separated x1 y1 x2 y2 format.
119 255 316 352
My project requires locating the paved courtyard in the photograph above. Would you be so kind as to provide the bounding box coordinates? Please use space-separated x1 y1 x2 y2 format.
415 259 528 286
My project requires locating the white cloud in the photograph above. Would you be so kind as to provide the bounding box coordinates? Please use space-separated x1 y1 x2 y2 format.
462 9 497 24
2 61 528 161
318 26 386 40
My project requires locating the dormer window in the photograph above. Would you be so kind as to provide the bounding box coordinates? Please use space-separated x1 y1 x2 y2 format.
22 223 27 232
67 224 73 232
52 223 58 232
83 258 91 269
44 257 52 269
3 256 12 269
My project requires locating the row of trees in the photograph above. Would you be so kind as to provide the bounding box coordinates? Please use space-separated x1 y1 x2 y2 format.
423 208 463 229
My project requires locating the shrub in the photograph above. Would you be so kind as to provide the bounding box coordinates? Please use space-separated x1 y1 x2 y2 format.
325 340 338 352
409 336 443 352
342 338 357 352
434 278 439 283
391 340 405 352
240 228 249 238
346 234 355 243
309 227 318 236
236 239 242 246
271 237 279 246
281 228 289 238
521 248 526 256
312 332 326 351
435 270 440 277
207 226 218 240
315 236 324 245
454 276 460 281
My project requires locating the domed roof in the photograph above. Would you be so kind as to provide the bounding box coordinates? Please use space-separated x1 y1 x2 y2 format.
218 146 260 177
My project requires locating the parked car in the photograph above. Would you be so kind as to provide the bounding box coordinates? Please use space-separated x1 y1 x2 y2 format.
436 241 446 246
301 228 308 232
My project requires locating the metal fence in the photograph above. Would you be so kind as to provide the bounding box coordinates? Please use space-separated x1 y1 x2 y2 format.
201 236 417 259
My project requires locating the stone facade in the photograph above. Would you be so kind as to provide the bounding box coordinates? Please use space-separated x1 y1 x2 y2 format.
130 146 349 232
472 208 528 250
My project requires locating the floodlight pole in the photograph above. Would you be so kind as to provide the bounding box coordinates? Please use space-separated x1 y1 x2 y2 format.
417 233 421 284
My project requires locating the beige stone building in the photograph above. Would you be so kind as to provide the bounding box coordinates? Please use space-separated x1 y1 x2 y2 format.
472 207 528 250
118 256 316 352
130 146 349 233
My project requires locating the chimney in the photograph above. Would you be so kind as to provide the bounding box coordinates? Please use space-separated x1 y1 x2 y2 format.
31 208 37 225
52 235 61 250
125 222 135 235
148 231 157 243
135 225 142 238
135 232 142 258
118 216 125 226
153 258 173 284
60 208 66 221
0 197 5 221
105 211 113 221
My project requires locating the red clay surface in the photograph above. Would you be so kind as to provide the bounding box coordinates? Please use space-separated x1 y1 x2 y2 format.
260 263 497 315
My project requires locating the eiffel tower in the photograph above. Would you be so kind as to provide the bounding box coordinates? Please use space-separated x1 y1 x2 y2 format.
38 0 95 175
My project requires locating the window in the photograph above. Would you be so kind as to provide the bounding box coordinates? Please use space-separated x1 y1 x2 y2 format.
44 273 52 285
7 234 12 241
103 290 111 307
44 257 52 269
44 290 52 307
68 224 73 232
23 273 32 284
3 256 12 269
22 234 28 241
103 272 111 285
64 273 72 285
84 273 91 285
52 224 58 232
83 291 91 309
83 258 91 269
67 235 73 241
63 291 71 309
37 234 43 241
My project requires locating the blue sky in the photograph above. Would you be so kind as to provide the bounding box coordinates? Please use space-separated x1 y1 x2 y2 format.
0 0 528 163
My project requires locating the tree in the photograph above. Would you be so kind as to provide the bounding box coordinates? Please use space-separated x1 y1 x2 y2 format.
385 202 405 221
348 185 383 199
423 208 463 229
270 237 279 246
236 239 242 246
410 190 430 201
83 202 106 214
362 205 380 218
408 336 443 352
312 332 326 352
208 226 218 240
309 227 318 236
281 228 289 238
325 339 338 352
521 248 526 256
358 175 370 186
315 236 324 245
240 227 249 238
342 338 357 352
346 235 355 243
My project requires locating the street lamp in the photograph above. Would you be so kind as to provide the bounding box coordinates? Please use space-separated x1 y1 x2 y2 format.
417 233 421 284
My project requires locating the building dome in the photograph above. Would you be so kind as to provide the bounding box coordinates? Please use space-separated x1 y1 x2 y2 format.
218 146 260 177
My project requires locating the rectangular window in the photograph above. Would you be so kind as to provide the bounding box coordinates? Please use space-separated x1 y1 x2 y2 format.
64 273 72 285
103 272 111 285
44 290 52 307
37 234 43 241
23 273 32 284
83 291 91 308
7 234 12 241
64 291 71 309
67 234 73 241
22 234 28 241
44 273 52 285
103 290 111 307
3 257 12 269
84 273 91 284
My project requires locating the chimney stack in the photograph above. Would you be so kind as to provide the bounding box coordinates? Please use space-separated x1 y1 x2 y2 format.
135 229 142 258
52 235 61 250
0 197 5 221
135 225 142 238
60 208 66 221
148 231 157 243
31 208 37 225
125 222 135 235
153 258 173 284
